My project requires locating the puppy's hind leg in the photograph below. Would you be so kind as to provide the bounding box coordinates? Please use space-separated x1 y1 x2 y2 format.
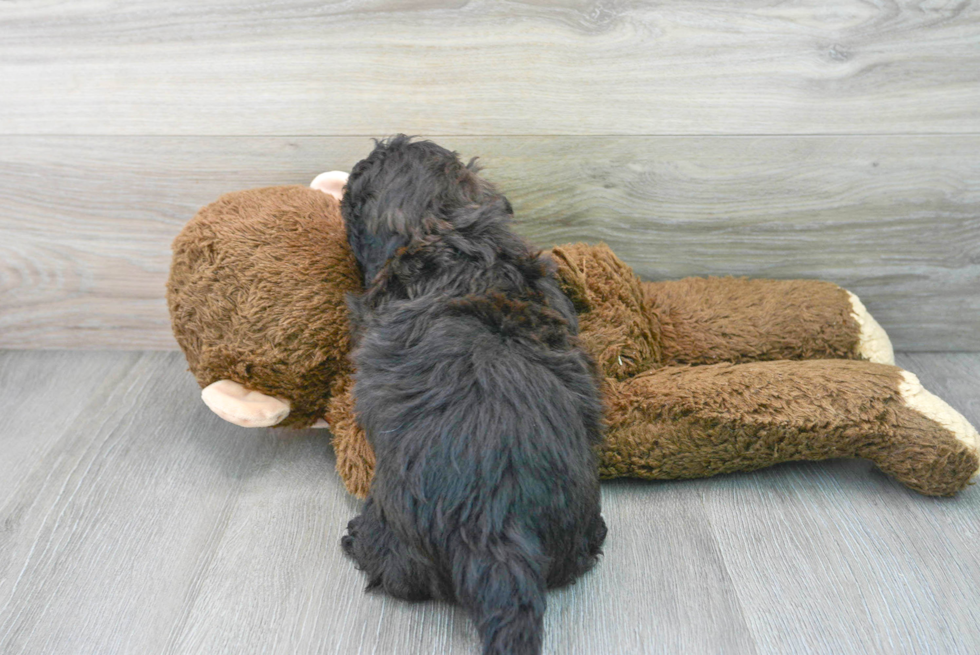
342 500 434 601
548 513 607 588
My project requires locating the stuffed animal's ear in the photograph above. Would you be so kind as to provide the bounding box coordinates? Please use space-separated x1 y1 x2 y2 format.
201 380 291 428
310 170 350 201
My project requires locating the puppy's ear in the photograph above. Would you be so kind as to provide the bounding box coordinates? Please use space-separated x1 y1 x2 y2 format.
367 233 411 282
349 227 410 285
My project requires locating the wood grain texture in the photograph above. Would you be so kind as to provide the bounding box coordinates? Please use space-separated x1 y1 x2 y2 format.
1 1 979 136
0 350 143 499
0 350 978 655
2 136 977 350
0 351 288 654
701 351 980 655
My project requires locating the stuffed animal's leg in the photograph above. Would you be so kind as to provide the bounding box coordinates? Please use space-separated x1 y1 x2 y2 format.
600 360 978 497
641 277 894 366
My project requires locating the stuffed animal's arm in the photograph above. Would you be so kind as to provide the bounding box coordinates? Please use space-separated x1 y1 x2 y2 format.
600 359 978 496
325 376 375 498
641 277 894 367
548 243 892 381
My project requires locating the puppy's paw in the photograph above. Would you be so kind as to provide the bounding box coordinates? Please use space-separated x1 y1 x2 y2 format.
341 516 362 557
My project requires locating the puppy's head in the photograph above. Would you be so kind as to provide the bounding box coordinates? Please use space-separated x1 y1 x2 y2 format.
341 135 510 283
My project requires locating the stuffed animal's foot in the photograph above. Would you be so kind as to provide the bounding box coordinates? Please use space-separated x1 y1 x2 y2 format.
870 396 979 497
898 371 979 482
846 291 895 365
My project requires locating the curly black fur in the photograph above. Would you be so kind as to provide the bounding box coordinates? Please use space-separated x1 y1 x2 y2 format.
339 136 607 655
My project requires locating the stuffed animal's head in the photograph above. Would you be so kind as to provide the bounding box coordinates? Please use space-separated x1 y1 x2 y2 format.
166 173 360 428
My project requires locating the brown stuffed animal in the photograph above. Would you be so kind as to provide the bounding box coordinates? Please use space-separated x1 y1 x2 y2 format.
166 174 979 499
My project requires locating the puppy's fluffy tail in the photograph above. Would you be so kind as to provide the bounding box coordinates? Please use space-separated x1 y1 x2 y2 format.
453 532 547 655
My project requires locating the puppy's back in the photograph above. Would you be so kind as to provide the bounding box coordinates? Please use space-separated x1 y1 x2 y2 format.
353 299 605 653
342 136 606 654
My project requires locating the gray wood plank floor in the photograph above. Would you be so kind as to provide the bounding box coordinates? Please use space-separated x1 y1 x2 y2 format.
1 350 978 655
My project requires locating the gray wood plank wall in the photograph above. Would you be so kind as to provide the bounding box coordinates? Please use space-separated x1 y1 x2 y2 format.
4 1 979 135
1 1 978 350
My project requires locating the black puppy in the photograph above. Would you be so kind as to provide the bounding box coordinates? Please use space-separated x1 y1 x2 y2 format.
340 136 607 655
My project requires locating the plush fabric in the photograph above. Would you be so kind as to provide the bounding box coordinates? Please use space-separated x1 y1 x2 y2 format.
601 360 976 497
168 185 979 499
167 186 360 427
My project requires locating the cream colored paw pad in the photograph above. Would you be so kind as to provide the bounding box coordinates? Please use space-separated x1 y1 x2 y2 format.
847 291 895 365
900 371 980 478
